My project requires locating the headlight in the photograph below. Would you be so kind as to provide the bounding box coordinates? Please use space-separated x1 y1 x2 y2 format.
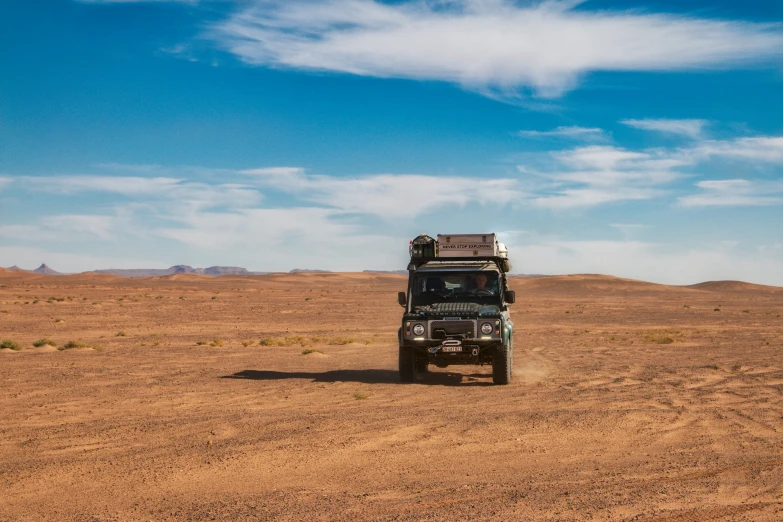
481 322 493 335
413 324 425 336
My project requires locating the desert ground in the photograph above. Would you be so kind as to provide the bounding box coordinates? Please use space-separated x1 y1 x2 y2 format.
1 269 783 521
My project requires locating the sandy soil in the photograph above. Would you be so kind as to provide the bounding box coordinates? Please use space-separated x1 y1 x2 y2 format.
1 271 783 521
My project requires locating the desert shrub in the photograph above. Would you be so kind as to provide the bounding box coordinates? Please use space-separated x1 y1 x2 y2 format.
1 340 21 350
327 336 372 345
60 340 86 350
116 331 126 337
302 348 324 355
353 391 369 400
0 310 8 314
32 338 57 348
55 318 65 323
196 340 207 345
59 340 101 351
260 336 309 347
241 341 253 347
210 339 224 347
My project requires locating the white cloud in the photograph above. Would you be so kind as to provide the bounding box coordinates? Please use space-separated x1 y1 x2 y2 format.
0 245 163 274
76 0 196 3
678 179 783 207
0 176 12 190
689 137 783 164
21 176 262 211
621 118 708 138
213 0 783 99
22 175 183 196
525 145 685 208
156 207 410 270
518 126 605 139
242 169 525 218
510 239 783 286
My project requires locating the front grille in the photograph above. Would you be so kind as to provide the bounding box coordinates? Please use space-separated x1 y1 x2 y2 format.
429 320 475 338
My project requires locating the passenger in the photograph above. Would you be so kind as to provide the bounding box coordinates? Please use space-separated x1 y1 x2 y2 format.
425 277 446 294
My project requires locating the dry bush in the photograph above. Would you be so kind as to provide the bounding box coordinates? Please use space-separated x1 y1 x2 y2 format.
32 338 57 348
1 340 21 350
116 331 127 337
641 329 681 344
59 340 102 351
301 348 324 355
353 391 370 400
260 336 309 347
210 339 224 347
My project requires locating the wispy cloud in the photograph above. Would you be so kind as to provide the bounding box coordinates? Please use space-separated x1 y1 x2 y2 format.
21 175 262 211
689 137 783 164
212 0 783 99
0 176 12 191
621 118 708 139
521 131 783 209
241 168 525 218
510 239 783 285
76 0 196 4
527 145 684 209
518 126 606 139
678 179 783 207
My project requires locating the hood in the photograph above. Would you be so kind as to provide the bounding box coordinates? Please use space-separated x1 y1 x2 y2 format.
413 302 501 316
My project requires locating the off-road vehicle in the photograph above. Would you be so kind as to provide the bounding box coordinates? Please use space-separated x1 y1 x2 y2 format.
397 233 515 385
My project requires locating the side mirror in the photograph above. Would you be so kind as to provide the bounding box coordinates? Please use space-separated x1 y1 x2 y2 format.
505 290 516 304
398 292 407 307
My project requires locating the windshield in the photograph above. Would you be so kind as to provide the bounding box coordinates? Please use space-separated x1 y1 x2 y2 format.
410 271 502 308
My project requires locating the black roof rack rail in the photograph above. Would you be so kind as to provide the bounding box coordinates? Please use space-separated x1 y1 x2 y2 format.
408 256 511 273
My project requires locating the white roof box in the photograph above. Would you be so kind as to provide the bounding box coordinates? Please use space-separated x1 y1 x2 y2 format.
437 233 497 257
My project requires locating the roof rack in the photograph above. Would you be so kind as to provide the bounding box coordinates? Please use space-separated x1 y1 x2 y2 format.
408 233 512 273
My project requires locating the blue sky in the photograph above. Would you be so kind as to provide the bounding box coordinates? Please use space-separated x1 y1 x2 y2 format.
1 0 782 284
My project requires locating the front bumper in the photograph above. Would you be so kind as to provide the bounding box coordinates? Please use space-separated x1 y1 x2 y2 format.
401 338 502 366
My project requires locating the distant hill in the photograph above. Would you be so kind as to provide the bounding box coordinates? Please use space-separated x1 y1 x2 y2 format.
290 269 331 273
2 264 65 274
91 265 267 278
686 280 783 293
33 264 62 275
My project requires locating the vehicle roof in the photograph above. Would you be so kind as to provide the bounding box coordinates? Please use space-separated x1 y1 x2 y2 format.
415 261 501 273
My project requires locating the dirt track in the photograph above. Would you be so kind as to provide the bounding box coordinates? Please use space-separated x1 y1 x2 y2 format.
2 271 783 521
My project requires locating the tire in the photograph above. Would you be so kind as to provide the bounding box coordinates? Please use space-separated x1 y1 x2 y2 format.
492 341 512 385
399 345 416 383
415 358 429 373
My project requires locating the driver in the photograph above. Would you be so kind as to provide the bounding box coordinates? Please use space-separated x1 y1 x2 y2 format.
474 273 496 294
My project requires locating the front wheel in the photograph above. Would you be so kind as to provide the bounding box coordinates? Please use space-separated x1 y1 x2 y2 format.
492 340 512 385
399 346 416 383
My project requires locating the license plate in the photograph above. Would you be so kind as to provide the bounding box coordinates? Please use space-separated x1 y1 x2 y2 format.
441 345 462 353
